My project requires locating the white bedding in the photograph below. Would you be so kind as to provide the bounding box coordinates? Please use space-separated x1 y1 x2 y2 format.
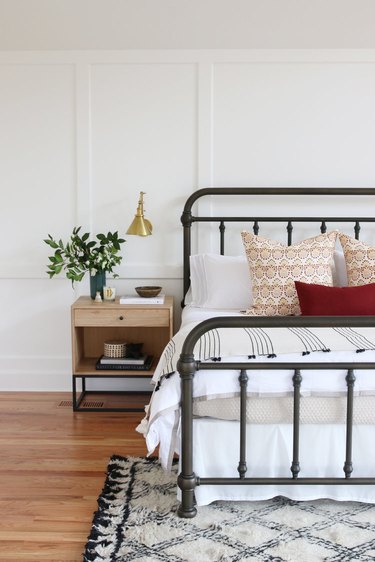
138 305 375 505
189 422 375 505
181 304 244 324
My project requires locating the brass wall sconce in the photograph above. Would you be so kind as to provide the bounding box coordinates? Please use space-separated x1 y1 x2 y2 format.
126 191 153 236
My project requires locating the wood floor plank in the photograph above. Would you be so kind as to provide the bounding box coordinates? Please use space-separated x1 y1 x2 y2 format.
0 392 149 561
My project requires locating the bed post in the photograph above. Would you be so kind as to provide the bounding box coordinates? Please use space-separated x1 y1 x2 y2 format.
177 352 197 518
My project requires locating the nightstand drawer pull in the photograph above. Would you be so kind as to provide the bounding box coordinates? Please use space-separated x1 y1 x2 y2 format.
119 315 124 320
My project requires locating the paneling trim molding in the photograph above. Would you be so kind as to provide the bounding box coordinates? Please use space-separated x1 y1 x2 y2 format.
2 49 375 64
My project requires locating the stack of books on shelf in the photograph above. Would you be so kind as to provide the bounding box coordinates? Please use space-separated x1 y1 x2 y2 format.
96 354 154 371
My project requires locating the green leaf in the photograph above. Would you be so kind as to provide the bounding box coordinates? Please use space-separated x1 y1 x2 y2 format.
44 239 59 249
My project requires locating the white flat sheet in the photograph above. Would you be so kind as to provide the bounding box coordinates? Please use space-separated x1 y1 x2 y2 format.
181 304 243 324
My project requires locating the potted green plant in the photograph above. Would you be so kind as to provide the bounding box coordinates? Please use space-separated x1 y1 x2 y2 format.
45 226 125 298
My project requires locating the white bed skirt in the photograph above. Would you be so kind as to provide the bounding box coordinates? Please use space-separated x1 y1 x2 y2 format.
177 420 375 506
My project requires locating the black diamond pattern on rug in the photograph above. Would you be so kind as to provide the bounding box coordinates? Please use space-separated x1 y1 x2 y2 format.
83 456 375 562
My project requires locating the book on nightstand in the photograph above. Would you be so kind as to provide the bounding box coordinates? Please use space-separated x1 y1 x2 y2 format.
119 294 165 305
99 354 147 365
95 355 154 371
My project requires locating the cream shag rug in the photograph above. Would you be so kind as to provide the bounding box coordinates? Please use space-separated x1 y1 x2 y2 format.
83 456 375 562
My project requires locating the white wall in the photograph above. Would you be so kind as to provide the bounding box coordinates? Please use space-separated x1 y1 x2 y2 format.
1 49 375 390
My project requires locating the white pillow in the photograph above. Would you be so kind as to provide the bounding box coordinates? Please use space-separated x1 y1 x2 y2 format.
189 254 253 309
332 250 348 287
189 254 207 306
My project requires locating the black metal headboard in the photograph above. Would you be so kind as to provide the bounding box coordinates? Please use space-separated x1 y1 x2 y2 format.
180 187 375 303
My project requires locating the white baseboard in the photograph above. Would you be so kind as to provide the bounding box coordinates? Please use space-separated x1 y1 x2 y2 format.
0 355 154 392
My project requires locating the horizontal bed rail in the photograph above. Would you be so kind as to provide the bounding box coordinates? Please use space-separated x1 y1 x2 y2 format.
197 477 375 486
196 361 375 370
182 187 375 211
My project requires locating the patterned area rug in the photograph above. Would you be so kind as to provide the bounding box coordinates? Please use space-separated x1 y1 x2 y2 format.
83 456 375 562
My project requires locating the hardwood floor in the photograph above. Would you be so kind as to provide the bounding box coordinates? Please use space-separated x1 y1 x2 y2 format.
0 392 148 561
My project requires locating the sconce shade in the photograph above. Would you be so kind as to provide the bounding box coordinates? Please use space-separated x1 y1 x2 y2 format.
126 191 152 236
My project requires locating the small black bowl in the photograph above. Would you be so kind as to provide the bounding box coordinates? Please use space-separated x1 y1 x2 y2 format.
135 286 162 298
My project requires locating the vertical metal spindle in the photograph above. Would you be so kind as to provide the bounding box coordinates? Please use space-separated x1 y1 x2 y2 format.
354 221 361 240
343 369 356 478
237 369 248 479
320 220 327 234
219 221 225 255
291 369 302 478
253 221 259 235
287 221 293 246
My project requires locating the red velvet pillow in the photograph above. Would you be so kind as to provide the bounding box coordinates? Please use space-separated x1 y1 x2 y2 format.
295 281 375 315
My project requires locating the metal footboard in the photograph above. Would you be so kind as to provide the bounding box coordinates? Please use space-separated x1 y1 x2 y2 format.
176 316 375 518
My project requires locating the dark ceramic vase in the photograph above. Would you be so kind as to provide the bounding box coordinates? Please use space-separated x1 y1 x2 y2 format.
89 271 106 299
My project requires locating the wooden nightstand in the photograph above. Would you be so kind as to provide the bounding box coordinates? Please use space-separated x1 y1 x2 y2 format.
71 296 174 411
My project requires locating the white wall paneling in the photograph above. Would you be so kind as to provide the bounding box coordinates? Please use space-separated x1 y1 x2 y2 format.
0 62 76 277
89 61 197 276
1 50 375 390
213 61 375 187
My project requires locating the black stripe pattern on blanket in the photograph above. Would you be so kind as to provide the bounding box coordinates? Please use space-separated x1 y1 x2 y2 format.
154 324 375 382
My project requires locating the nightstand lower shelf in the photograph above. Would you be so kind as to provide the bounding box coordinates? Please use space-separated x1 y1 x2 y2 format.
72 375 152 412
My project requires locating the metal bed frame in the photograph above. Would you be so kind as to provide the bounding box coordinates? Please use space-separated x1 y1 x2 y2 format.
177 187 375 518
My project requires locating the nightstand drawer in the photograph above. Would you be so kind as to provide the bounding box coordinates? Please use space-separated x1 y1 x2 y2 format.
74 307 170 327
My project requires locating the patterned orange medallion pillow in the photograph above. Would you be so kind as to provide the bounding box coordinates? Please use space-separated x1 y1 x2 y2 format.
339 233 375 286
241 230 338 316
